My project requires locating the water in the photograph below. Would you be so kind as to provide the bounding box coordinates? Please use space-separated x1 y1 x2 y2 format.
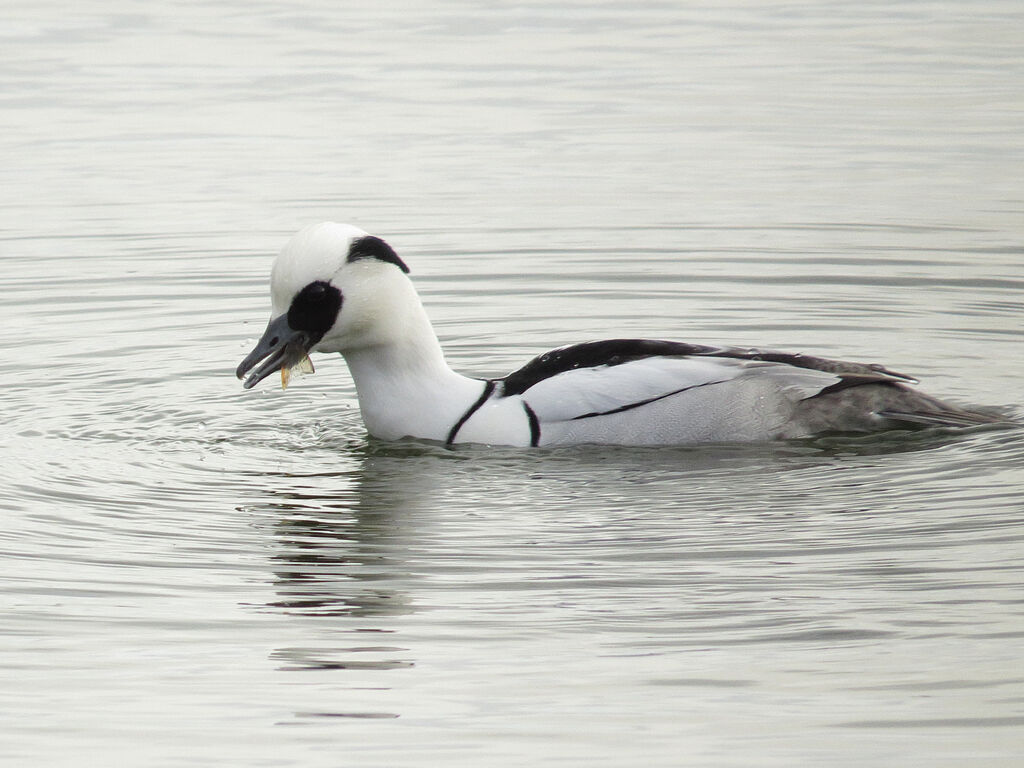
2 1 1024 765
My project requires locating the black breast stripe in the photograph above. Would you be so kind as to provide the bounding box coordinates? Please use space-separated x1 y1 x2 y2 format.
445 380 496 445
523 402 541 447
571 378 731 420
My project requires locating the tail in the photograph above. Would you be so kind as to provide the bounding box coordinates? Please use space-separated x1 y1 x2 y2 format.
877 404 1009 429
791 381 1011 435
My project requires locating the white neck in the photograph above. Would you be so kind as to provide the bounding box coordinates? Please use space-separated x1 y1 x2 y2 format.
340 308 484 442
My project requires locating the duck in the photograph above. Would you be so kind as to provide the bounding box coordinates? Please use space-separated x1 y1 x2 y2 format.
236 222 1000 446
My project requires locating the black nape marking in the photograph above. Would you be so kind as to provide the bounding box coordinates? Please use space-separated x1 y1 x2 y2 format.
288 280 343 344
347 235 410 274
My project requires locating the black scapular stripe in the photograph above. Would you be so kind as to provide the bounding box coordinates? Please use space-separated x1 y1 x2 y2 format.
445 380 496 445
571 378 731 420
498 338 919 399
501 339 718 397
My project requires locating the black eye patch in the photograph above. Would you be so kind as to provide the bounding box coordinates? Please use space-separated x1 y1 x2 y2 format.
288 280 343 342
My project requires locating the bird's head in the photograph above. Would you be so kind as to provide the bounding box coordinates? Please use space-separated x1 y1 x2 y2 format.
236 222 412 389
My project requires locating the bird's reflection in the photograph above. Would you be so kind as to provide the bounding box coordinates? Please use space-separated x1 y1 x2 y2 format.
254 441 458 620
266 499 411 619
244 441 465 681
253 425 990 622
244 426 994 680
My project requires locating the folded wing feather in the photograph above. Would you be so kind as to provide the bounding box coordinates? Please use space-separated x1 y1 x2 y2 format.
518 356 844 424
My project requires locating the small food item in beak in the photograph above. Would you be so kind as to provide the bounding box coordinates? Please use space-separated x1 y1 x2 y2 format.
281 353 315 390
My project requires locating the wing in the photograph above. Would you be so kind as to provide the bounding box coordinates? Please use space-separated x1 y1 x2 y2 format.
497 338 922 425
507 353 843 424
500 339 721 397
500 339 917 393
516 356 748 423
492 340 999 445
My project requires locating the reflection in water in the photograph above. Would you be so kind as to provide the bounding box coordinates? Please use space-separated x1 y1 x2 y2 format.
271 646 413 672
238 421 1024 727
254 425 1013 625
249 445 459 681
266 499 413 619
260 446 456 620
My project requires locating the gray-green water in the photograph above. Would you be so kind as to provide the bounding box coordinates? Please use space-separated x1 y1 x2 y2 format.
2 2 1023 766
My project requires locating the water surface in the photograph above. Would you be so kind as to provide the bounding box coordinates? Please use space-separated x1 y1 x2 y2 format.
2 2 1024 766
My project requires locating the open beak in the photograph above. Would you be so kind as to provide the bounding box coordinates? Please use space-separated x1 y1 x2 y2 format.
236 314 314 390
